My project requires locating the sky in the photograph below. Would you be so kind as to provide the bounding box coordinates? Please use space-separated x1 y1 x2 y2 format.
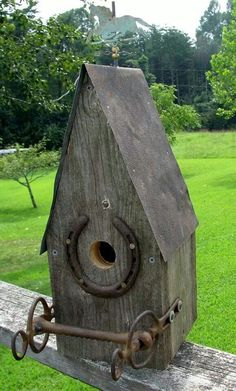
37 0 228 40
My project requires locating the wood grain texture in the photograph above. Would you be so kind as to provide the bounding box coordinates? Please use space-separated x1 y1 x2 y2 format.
44 73 196 368
85 64 198 261
160 233 197 368
1 281 235 391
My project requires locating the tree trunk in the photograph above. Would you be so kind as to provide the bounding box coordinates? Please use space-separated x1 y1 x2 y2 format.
25 177 37 208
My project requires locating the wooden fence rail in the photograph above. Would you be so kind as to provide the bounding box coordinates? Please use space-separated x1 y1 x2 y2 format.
0 281 235 390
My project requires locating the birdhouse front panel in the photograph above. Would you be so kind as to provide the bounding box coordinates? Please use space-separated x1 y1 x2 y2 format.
42 65 197 369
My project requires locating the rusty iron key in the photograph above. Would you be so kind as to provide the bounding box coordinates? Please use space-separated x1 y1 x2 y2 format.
11 297 183 381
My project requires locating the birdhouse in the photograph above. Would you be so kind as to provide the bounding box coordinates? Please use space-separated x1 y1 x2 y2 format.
12 64 198 380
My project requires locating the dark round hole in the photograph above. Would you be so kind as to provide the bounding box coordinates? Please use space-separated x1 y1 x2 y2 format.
99 241 116 263
89 241 116 269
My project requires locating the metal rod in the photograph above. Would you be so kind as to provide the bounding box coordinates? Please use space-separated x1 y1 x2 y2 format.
35 317 129 344
34 317 154 353
112 1 116 18
33 298 180 347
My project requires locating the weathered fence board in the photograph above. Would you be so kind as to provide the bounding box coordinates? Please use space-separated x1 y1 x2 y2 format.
0 281 235 391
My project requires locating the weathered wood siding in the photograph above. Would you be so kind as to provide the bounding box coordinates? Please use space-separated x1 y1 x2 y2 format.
46 74 196 368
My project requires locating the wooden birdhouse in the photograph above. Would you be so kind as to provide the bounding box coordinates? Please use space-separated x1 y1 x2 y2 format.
14 64 198 380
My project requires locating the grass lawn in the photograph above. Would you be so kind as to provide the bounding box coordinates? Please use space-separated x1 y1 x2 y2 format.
174 130 236 158
0 131 236 390
0 173 97 390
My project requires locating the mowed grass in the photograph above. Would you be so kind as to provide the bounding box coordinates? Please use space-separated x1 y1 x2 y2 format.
177 158 236 350
174 130 236 158
174 131 236 352
0 347 96 391
0 131 236 390
0 172 54 295
0 174 97 390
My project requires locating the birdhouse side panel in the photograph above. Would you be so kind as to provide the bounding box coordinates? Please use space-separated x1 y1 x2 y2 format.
160 233 197 368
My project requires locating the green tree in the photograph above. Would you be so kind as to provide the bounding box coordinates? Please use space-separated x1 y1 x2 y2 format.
57 7 94 33
207 0 236 118
196 0 226 47
0 1 95 147
150 84 201 143
0 142 59 208
195 0 228 71
0 2 82 110
146 27 195 102
193 91 233 130
125 53 156 85
154 28 194 80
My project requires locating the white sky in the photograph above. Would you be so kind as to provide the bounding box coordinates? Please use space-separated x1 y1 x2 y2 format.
37 0 228 39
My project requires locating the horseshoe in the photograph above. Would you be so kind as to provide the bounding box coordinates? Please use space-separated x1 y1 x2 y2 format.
66 216 140 298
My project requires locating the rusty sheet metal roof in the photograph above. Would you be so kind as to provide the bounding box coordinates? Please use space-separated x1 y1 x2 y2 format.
41 64 198 260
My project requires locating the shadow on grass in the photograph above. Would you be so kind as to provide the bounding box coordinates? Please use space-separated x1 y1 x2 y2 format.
211 175 236 189
182 173 197 180
1 262 51 295
0 207 48 223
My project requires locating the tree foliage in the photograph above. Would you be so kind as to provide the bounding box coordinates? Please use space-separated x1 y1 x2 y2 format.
150 84 201 143
0 0 234 147
207 0 236 118
147 27 194 74
125 53 156 85
196 1 226 47
56 7 94 33
194 0 230 77
0 1 96 147
0 142 59 208
0 1 89 109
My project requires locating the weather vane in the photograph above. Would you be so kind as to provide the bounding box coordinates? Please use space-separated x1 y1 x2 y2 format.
87 1 151 65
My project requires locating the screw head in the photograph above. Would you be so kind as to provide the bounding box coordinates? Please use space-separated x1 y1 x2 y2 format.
169 310 175 324
66 238 71 245
102 199 110 209
148 256 156 264
129 243 135 250
177 300 183 312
